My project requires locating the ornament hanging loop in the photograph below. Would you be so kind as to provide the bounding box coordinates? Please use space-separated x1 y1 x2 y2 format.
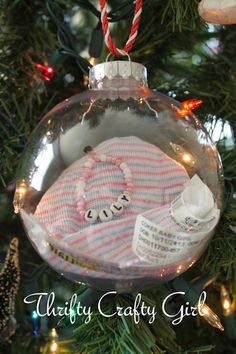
100 0 143 57
106 52 131 62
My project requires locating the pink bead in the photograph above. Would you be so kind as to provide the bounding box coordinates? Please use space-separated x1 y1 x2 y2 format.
76 206 83 213
83 168 92 180
115 159 122 166
84 172 90 179
76 208 83 215
125 178 132 183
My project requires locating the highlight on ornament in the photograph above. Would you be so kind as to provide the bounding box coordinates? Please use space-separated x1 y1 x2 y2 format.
14 58 223 293
13 179 28 213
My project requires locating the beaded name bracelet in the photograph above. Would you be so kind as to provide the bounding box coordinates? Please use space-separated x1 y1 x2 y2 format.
76 152 133 223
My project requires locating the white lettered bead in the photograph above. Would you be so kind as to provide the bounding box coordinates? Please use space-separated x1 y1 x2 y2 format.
76 189 84 197
110 202 124 215
85 209 98 223
120 162 128 170
124 169 132 178
99 208 113 222
84 159 94 168
99 154 107 162
77 180 86 190
118 194 131 207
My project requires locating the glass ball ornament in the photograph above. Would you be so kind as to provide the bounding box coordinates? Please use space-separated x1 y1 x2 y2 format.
14 60 223 292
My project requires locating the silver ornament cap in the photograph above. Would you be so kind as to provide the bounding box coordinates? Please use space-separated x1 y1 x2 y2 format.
89 61 148 90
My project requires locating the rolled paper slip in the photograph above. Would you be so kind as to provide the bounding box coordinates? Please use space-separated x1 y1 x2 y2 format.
171 174 220 231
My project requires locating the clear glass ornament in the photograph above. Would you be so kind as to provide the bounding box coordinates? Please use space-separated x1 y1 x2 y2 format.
14 60 223 292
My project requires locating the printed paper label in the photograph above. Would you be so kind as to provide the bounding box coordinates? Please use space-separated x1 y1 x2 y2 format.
132 215 213 266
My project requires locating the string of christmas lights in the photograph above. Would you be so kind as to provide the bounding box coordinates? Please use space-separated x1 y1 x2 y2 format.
0 238 20 341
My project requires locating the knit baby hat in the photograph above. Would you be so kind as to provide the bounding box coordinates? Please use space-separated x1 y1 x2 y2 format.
22 136 219 287
34 136 189 238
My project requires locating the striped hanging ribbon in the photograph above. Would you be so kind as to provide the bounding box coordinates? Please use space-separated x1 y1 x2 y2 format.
100 0 143 56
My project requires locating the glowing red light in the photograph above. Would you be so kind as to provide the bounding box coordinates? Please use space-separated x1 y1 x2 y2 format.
46 67 53 73
177 99 203 117
182 99 203 110
35 63 56 81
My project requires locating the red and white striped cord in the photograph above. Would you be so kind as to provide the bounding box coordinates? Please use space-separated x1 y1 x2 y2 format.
100 0 143 57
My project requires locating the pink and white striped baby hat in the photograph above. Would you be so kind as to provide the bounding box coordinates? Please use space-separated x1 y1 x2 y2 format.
32 136 191 271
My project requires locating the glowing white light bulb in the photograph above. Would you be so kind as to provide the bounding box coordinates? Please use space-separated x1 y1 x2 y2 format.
50 340 58 352
221 285 233 316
